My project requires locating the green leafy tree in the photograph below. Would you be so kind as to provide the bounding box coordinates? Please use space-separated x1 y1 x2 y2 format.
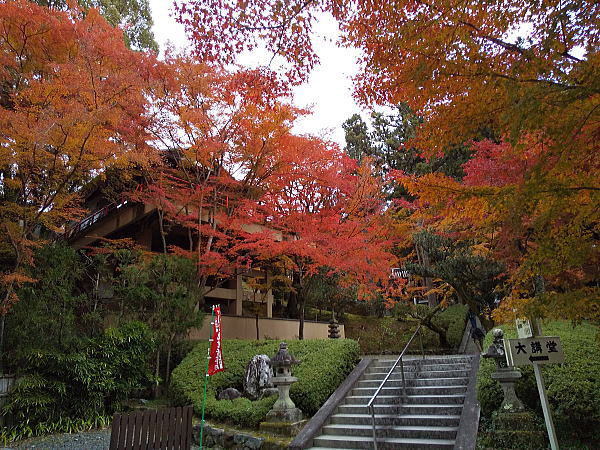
109 251 204 392
343 104 474 202
405 230 506 330
2 244 157 440
3 321 156 440
34 0 158 51
4 244 92 370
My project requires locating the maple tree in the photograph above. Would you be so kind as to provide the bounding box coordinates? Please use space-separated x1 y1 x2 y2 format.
135 54 396 335
137 54 307 300
246 141 396 337
176 0 597 147
398 133 599 322
176 0 599 320
32 0 158 51
0 1 157 324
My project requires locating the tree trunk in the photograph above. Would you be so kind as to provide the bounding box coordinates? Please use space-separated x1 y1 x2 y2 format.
286 274 300 320
157 209 167 254
413 303 449 348
153 348 161 399
165 340 172 385
0 315 4 373
298 297 305 340
424 319 449 348
416 244 437 307
255 312 260 340
286 291 297 318
454 285 494 332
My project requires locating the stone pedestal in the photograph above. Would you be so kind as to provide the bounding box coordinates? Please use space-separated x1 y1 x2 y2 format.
491 368 525 412
478 411 548 449
267 374 301 418
260 420 307 437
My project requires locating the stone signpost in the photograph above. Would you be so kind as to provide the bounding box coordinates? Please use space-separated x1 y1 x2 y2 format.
505 319 564 450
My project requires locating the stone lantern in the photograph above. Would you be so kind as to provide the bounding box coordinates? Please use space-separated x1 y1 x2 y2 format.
479 329 547 447
260 342 306 436
483 328 524 412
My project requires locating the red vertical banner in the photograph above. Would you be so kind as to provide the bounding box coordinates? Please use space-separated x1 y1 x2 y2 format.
207 306 225 375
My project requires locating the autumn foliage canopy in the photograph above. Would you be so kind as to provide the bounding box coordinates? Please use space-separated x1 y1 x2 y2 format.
176 0 599 321
0 0 157 312
1 0 395 317
1 0 598 324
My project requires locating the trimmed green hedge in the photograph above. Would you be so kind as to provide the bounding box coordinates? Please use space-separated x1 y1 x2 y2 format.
344 316 422 354
477 321 600 446
433 304 469 349
345 304 469 354
170 339 360 428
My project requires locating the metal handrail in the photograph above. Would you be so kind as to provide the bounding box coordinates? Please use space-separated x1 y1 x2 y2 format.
367 325 425 450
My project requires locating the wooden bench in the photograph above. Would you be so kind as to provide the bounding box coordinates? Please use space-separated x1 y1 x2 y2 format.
109 405 193 450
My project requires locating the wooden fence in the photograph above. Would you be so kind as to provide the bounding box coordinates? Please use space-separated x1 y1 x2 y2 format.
109 405 192 450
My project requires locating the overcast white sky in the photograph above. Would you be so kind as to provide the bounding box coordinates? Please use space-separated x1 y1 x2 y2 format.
149 0 363 146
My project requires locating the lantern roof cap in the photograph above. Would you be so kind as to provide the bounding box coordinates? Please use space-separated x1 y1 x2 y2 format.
271 342 300 367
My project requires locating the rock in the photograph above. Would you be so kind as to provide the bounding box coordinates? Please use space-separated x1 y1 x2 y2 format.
218 387 242 400
259 387 278 399
192 423 224 447
244 436 264 449
223 430 235 447
243 354 273 400
233 433 247 447
192 423 201 445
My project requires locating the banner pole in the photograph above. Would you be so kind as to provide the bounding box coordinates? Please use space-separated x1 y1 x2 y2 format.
200 306 214 450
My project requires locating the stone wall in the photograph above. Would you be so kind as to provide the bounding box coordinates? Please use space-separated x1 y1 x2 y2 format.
192 424 289 450
189 315 344 340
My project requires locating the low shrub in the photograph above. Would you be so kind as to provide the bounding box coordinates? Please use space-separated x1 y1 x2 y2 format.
344 315 446 354
477 321 600 446
353 303 469 355
433 304 469 349
170 339 360 428
1 321 156 443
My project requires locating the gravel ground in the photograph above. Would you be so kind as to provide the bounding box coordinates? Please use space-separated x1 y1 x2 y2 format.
3 429 201 449
3 429 110 449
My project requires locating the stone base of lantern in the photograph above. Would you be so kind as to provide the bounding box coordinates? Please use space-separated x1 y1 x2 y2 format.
260 418 307 437
265 406 303 423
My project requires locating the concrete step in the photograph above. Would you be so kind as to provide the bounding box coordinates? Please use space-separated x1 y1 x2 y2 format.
345 393 465 405
363 368 420 378
352 384 468 398
358 380 411 390
312 434 455 448
414 369 470 378
404 385 468 395
322 423 459 440
329 413 462 427
337 403 463 416
345 395 399 405
365 362 469 377
352 386 400 395
367 363 420 373
352 386 469 398
417 356 472 365
419 362 471 371
409 377 468 387
359 374 469 386
400 394 466 405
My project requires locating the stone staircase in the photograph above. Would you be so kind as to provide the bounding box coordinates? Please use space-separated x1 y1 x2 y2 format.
307 355 475 449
